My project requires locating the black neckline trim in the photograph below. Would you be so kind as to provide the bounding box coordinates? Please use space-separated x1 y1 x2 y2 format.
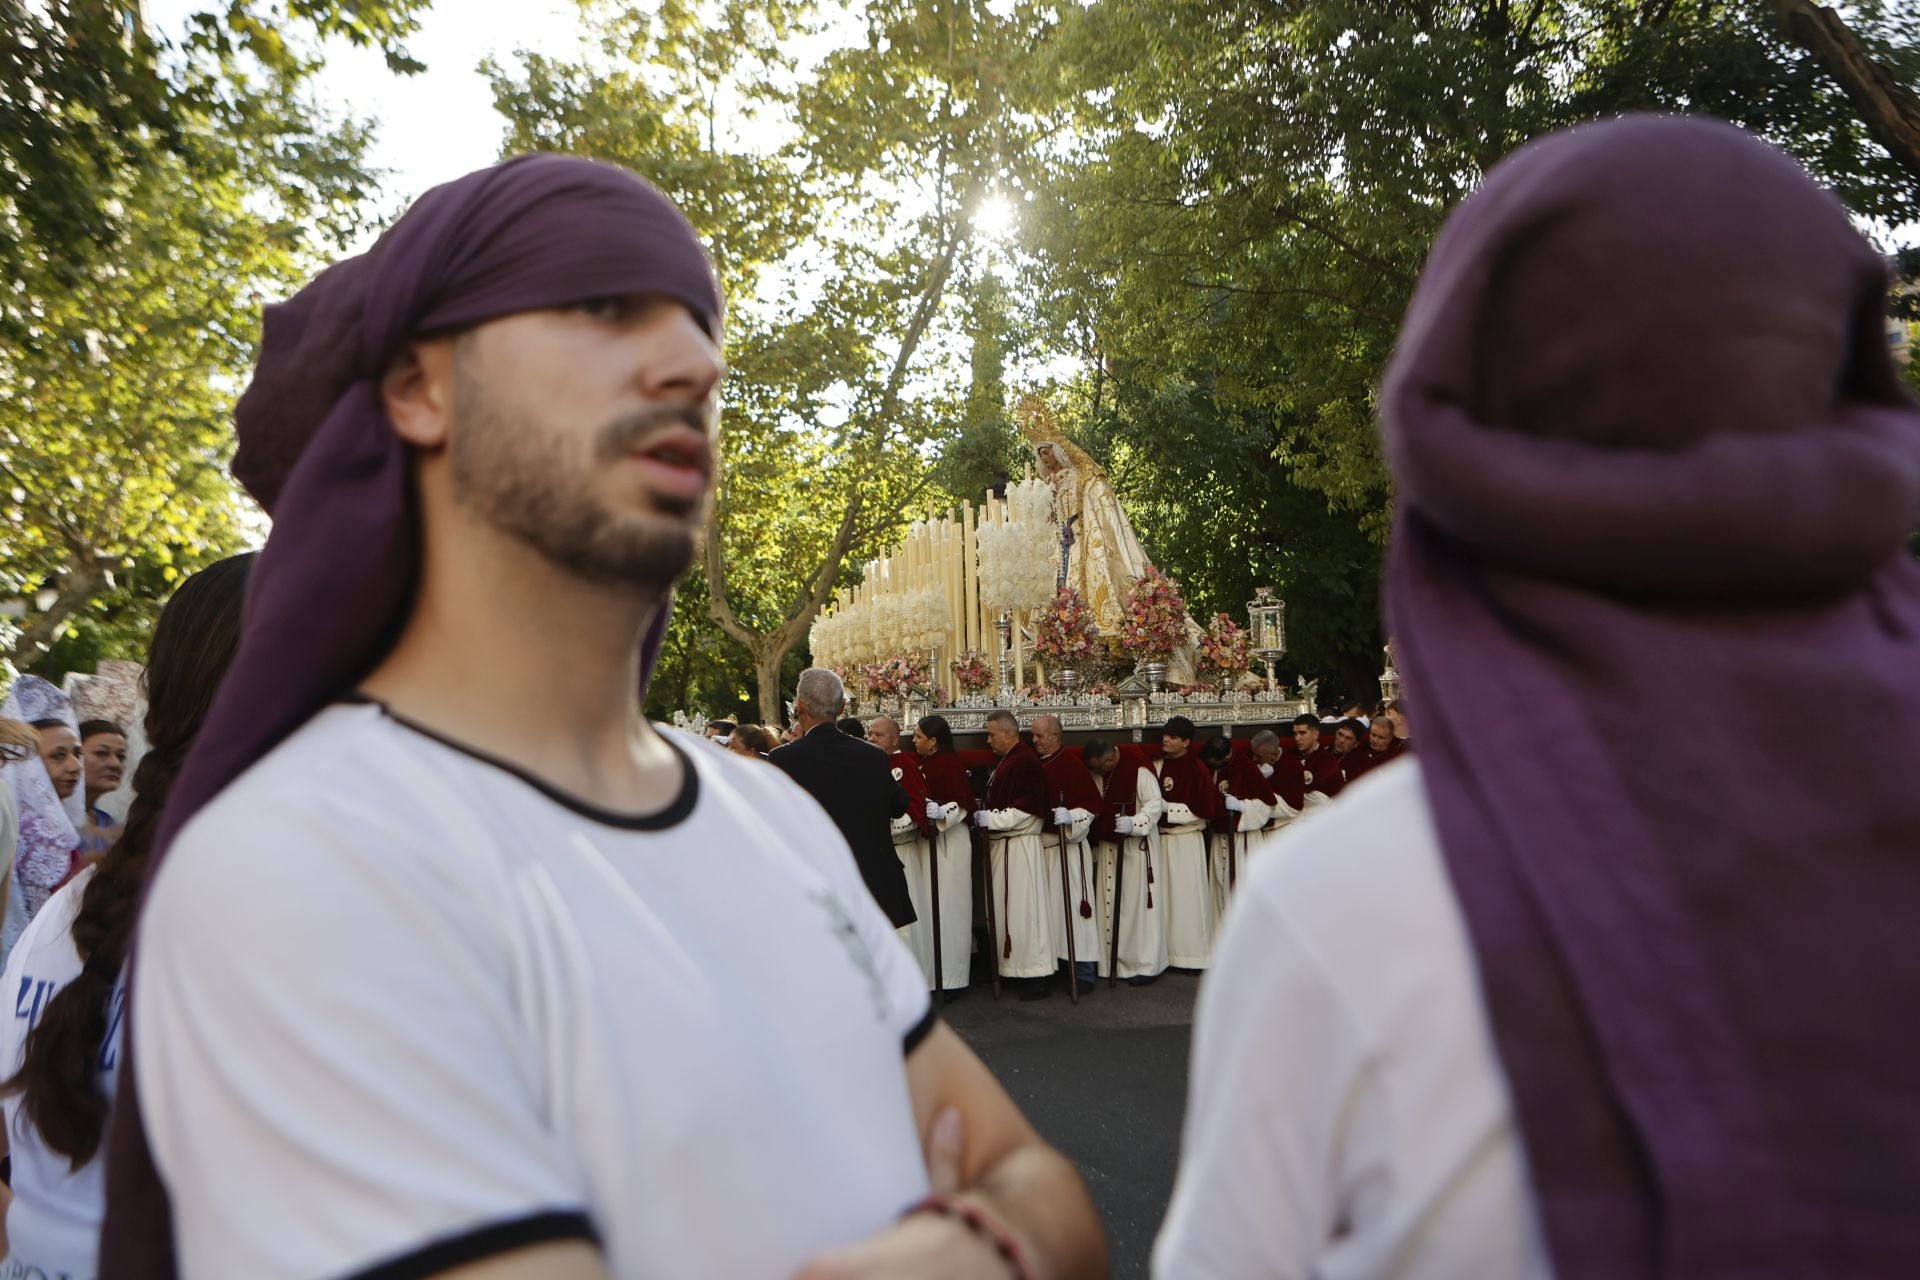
902 1007 938 1057
345 694 699 832
344 1210 598 1280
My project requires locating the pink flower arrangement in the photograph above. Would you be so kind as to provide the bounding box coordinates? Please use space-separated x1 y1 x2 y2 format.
1119 566 1188 661
865 654 930 699
1198 612 1252 680
951 650 994 694
1032 586 1099 662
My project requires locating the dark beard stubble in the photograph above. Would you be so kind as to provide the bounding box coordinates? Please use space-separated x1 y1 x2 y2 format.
449 360 706 591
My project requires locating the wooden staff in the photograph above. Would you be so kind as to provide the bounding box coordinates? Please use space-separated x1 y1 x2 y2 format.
974 819 1000 1001
1054 797 1080 1007
929 808 944 997
1107 798 1127 989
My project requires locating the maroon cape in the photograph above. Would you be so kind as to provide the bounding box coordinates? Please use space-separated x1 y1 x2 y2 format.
1155 752 1219 823
1335 746 1375 787
985 741 1047 816
1212 751 1278 833
1268 749 1308 811
1040 747 1104 817
917 749 977 814
1300 746 1345 798
1088 747 1146 842
889 750 932 836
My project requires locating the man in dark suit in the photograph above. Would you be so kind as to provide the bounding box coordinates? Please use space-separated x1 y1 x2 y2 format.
770 667 917 928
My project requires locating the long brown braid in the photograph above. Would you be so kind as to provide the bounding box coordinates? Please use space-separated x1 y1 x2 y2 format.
3 552 254 1166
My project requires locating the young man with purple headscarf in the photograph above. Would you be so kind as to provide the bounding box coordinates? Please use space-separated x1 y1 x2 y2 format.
103 154 1104 1280
1157 116 1920 1279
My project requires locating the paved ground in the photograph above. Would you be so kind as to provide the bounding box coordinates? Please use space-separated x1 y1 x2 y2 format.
946 970 1201 1279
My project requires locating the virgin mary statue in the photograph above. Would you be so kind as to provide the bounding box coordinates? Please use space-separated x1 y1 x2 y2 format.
1018 397 1203 684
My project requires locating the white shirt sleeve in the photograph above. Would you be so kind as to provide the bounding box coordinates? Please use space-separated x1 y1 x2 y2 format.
134 795 594 1280
982 807 1040 832
1235 798 1274 832
1152 883 1375 1279
1132 767 1164 828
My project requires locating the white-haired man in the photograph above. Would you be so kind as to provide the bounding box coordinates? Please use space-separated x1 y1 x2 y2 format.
770 669 916 928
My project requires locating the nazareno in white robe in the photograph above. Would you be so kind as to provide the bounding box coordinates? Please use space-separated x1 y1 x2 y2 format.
1095 765 1167 980
1211 790 1277 922
892 810 937 988
1157 786 1214 969
983 808 1054 979
1046 807 1099 967
927 803 972 990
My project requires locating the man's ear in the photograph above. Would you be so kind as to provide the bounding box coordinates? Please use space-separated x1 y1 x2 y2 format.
381 338 457 449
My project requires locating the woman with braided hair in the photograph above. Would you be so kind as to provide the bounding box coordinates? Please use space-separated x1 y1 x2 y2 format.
0 551 253 1277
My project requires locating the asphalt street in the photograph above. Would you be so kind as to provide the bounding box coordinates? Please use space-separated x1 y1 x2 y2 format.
946 970 1201 1279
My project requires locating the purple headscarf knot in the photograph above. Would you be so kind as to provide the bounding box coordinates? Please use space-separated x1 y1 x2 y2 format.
1383 115 1920 1277
102 153 722 1279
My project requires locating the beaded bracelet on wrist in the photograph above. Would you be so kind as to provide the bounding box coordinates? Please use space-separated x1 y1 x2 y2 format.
903 1193 1037 1280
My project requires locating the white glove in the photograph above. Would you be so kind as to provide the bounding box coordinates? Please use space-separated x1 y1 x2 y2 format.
974 810 991 829
1114 814 1134 835
1224 795 1245 813
1052 806 1072 826
925 800 944 821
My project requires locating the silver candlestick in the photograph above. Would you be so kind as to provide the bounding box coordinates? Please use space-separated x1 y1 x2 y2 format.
1247 585 1287 694
996 612 1015 699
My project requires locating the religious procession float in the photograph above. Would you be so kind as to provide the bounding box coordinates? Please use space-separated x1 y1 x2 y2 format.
800 399 1320 741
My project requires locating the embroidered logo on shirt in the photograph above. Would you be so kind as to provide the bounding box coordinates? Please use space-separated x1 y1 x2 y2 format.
1162 774 1175 793
810 888 892 1023
891 767 903 781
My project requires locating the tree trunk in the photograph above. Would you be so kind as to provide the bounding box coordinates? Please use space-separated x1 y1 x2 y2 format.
752 642 788 725
8 549 107 669
1772 0 1920 183
703 225 970 727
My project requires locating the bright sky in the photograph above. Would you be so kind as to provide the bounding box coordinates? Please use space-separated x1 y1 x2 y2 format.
147 0 601 239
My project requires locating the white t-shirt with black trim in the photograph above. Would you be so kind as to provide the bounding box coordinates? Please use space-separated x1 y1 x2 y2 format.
134 702 934 1279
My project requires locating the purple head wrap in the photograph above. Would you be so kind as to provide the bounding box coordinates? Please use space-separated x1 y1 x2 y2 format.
1383 115 1920 1275
102 153 722 1276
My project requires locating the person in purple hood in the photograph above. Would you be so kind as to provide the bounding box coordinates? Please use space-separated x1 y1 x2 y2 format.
102 154 1104 1280
1156 116 1920 1279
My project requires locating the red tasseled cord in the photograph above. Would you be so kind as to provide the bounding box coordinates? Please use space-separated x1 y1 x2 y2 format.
1002 847 1013 959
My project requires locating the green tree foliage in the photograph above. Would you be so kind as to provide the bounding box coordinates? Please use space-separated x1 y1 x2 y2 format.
1013 0 1920 685
1 1 429 307
0 1 429 676
932 271 1023 504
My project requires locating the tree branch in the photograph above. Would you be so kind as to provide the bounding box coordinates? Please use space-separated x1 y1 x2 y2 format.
1269 197 1417 288
7 545 106 667
1772 0 1920 183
